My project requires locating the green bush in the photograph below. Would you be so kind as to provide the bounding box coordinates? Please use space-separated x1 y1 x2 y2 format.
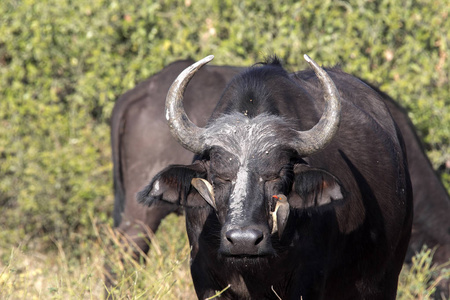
0 0 448 253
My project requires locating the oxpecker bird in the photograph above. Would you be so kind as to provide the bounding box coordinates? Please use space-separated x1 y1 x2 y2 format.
271 194 290 239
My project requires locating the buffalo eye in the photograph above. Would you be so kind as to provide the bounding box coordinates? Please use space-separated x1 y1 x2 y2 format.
211 172 233 186
260 167 285 182
262 174 281 182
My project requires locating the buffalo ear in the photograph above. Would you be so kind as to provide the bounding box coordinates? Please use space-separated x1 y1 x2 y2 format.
137 163 207 207
291 165 344 209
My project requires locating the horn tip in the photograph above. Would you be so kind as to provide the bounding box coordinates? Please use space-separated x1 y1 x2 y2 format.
304 54 324 74
204 55 214 62
304 54 319 69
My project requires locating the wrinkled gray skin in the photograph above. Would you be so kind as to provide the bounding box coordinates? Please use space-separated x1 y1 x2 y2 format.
110 59 449 296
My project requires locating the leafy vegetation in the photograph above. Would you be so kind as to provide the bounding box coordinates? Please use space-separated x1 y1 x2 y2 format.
0 0 448 298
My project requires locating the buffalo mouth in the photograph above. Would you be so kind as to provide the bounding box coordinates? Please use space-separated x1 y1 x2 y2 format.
219 251 276 258
219 252 273 269
218 244 276 258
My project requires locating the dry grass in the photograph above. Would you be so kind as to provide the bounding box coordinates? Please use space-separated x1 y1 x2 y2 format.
1 214 448 299
0 214 195 300
398 247 450 300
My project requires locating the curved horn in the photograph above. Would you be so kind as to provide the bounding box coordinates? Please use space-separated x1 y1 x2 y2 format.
165 55 214 153
291 55 341 156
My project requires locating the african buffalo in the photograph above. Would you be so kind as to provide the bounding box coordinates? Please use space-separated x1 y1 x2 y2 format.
135 55 413 299
110 57 450 297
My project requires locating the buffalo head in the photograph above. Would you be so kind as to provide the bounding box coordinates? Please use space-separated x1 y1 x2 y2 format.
138 55 344 258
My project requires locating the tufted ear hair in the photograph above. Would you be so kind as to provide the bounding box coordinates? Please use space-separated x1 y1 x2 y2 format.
290 164 345 209
137 162 207 207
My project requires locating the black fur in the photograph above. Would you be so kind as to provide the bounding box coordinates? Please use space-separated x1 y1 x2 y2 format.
140 61 413 299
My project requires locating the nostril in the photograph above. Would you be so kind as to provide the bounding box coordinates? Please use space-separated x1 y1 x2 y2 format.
225 228 264 246
226 230 236 244
254 231 263 245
